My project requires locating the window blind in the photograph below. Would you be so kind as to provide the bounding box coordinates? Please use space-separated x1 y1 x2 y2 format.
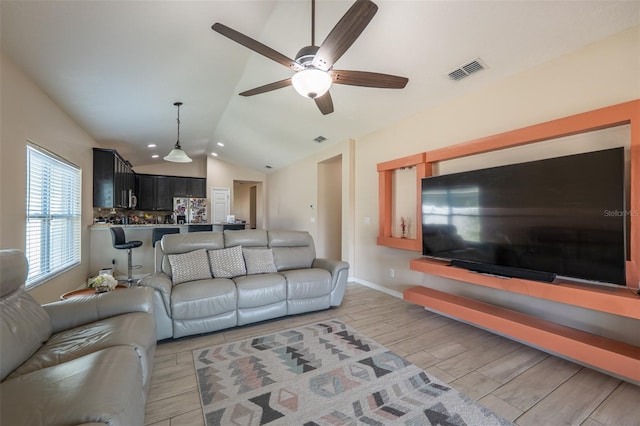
25 144 81 287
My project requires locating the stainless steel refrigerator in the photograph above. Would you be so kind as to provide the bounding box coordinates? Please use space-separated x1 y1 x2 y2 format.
173 197 208 224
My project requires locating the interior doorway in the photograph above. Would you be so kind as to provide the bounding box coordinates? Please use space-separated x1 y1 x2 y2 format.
317 155 342 259
233 180 263 229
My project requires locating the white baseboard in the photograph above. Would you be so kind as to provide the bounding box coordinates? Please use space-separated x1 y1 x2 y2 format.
350 278 404 299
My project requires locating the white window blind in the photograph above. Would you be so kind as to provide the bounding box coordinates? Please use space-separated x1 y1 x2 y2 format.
25 144 81 287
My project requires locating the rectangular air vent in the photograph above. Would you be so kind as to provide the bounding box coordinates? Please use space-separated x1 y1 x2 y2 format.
447 58 487 81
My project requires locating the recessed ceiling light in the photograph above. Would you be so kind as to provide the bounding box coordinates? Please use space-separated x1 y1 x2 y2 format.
151 154 159 158
147 144 157 148
211 152 218 156
217 142 225 147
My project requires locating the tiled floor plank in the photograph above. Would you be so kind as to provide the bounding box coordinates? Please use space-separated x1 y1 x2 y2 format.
144 283 639 426
514 368 620 426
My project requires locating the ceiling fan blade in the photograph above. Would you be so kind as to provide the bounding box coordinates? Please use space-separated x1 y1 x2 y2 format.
330 70 408 89
312 0 378 71
212 23 303 71
239 79 292 96
314 91 334 115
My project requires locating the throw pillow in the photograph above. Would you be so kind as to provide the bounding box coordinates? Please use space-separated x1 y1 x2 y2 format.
208 245 247 278
168 249 212 285
243 248 278 275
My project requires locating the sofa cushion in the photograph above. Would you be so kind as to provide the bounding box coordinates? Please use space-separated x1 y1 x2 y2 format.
0 250 53 381
168 249 212 285
171 278 236 320
0 346 145 426
268 231 316 270
208 246 246 278
0 289 52 382
281 268 332 299
224 229 268 248
243 248 277 275
8 312 156 387
233 274 286 308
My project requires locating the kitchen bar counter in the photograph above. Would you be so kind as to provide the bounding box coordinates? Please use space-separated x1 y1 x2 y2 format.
89 223 248 277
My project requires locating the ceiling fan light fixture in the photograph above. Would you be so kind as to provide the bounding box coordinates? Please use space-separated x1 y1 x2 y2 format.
292 68 332 99
164 101 192 163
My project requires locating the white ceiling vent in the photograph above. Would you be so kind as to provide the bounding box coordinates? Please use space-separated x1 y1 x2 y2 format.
447 58 487 81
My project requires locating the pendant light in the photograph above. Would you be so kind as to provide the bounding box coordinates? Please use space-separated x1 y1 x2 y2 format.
163 101 192 163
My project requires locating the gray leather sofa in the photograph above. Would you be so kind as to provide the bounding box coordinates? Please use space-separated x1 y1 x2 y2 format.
139 229 349 340
0 249 157 426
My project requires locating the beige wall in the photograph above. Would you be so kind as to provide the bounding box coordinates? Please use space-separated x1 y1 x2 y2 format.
0 52 100 303
266 139 355 268
133 157 207 178
266 26 640 344
207 157 266 228
352 26 640 344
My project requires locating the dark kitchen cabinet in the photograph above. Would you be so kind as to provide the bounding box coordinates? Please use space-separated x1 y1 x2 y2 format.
135 174 155 211
135 174 206 211
155 176 173 210
171 177 206 198
93 148 135 208
188 178 206 198
136 174 174 211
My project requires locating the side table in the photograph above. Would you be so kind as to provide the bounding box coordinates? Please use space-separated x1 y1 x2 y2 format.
60 285 129 300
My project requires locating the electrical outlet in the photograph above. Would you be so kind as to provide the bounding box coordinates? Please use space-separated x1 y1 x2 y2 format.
389 268 395 279
364 217 370 225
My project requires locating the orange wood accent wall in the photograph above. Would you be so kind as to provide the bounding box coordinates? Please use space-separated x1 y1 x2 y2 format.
376 153 427 251
379 99 640 287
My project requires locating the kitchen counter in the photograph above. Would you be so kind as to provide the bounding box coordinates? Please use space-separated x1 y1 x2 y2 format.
89 223 247 277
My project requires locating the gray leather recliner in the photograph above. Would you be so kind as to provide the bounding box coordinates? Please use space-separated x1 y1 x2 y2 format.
0 249 157 426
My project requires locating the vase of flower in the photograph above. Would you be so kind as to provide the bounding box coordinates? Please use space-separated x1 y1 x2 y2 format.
88 274 118 294
400 217 409 238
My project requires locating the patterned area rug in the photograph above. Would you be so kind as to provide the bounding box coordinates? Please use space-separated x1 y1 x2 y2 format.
193 319 512 426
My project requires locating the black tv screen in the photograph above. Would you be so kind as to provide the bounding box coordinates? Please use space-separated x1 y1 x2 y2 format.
421 147 626 285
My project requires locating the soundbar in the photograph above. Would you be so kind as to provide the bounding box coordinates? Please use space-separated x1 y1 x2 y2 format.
449 259 557 283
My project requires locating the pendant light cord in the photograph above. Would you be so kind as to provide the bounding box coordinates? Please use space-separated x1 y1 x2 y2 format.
175 102 182 148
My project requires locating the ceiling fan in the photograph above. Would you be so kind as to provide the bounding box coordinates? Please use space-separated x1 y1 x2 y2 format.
212 0 408 115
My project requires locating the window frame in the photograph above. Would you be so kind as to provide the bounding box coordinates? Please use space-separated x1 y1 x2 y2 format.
25 142 81 288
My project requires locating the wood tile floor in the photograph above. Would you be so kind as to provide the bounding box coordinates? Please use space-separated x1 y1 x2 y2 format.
145 283 640 426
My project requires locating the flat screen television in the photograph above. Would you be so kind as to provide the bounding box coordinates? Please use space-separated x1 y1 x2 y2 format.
421 147 626 285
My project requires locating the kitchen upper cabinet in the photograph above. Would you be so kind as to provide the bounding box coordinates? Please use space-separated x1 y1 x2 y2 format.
136 174 174 211
188 178 206 198
135 174 155 211
171 177 206 198
155 176 173 210
93 148 135 208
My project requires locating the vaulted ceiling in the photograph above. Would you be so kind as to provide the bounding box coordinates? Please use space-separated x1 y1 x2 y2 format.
2 1 639 172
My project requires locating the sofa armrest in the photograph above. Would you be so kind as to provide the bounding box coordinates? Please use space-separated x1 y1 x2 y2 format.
138 272 172 315
42 287 154 334
313 258 349 281
313 258 349 306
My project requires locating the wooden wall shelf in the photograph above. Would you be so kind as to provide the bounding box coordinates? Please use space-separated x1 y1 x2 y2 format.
379 100 640 383
404 286 640 383
410 257 640 320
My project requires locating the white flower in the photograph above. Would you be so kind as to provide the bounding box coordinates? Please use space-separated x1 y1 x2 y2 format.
88 274 118 290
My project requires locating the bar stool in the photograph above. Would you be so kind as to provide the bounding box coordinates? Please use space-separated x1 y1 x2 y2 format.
110 227 142 285
152 227 180 247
